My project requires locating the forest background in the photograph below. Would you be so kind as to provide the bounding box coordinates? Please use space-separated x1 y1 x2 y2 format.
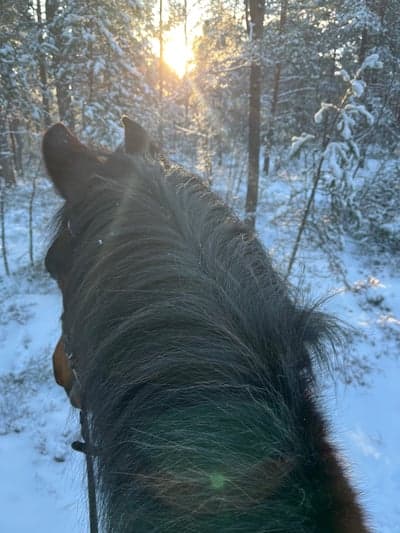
1 0 400 267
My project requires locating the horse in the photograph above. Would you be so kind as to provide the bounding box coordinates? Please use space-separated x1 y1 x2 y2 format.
43 118 370 532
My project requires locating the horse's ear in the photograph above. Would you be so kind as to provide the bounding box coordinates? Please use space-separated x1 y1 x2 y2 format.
43 123 98 202
121 116 154 154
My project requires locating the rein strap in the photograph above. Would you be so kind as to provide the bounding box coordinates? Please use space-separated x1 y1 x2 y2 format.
72 410 99 533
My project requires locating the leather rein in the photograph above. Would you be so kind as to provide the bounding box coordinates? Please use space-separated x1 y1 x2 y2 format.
52 219 102 532
53 337 99 533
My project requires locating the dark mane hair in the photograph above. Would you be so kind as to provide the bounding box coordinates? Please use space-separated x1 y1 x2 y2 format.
44 123 370 533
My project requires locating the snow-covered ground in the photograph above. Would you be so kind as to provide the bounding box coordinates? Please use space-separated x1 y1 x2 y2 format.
0 175 399 532
0 182 87 532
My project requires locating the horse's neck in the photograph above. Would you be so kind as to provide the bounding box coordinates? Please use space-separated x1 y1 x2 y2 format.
309 407 371 533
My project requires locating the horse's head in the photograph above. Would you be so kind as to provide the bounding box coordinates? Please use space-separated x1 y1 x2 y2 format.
43 118 156 408
42 119 371 533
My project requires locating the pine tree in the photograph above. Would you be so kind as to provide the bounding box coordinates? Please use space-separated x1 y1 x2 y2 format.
0 1 37 184
44 0 157 145
245 0 265 228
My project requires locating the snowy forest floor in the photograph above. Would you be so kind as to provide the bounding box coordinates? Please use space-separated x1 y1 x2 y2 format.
0 167 399 532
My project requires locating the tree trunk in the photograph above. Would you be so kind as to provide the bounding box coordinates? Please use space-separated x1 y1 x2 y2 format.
0 183 10 275
358 27 369 66
263 0 288 175
0 113 16 186
245 0 265 229
9 117 23 175
46 0 75 128
245 61 262 228
158 0 164 147
36 0 51 127
82 7 95 134
183 0 189 126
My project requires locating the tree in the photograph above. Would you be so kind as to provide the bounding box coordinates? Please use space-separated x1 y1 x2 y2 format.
190 3 247 173
40 0 157 145
245 0 265 229
35 0 52 127
45 0 75 128
0 1 31 185
263 0 288 175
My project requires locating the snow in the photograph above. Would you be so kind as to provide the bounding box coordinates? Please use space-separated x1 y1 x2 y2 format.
323 141 348 178
0 182 88 531
361 53 384 71
289 133 315 158
331 356 400 532
351 79 366 98
0 173 399 531
326 279 400 533
335 69 351 82
314 102 337 124
0 431 87 533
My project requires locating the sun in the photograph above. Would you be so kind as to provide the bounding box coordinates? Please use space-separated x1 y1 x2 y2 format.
161 25 194 78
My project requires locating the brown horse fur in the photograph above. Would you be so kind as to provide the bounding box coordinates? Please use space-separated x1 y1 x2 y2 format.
52 337 81 409
44 120 371 533
52 336 72 388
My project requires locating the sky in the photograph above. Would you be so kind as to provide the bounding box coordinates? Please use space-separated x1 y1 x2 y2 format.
153 1 202 77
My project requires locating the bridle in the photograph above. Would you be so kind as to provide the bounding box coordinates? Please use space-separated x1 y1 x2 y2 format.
72 409 99 533
50 219 108 533
54 335 99 533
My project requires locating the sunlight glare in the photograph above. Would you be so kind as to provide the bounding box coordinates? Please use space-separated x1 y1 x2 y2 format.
162 25 193 78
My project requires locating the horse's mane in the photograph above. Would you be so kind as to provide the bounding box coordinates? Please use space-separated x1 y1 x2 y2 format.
56 152 359 532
